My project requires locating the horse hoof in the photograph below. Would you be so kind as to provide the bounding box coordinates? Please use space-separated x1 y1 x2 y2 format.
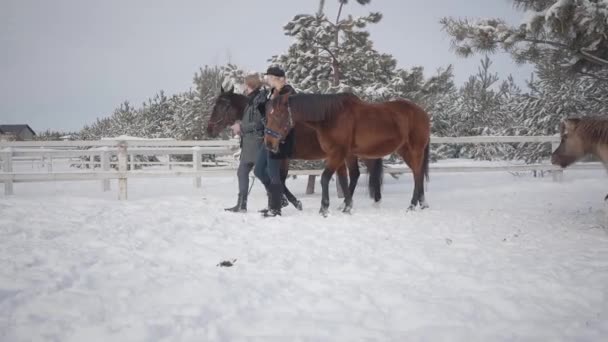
604 194 608 202
420 203 429 210
337 202 345 210
319 208 329 217
407 205 416 212
342 205 352 214
294 200 303 211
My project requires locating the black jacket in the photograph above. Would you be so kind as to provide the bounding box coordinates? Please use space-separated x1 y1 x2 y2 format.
266 84 296 160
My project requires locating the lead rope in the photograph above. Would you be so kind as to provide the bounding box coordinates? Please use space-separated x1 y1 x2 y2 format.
248 175 255 195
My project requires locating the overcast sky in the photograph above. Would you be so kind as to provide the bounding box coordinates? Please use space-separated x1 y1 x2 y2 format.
1 0 533 132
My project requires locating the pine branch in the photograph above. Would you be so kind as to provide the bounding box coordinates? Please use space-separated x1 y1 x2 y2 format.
579 71 608 82
518 38 568 49
578 49 608 67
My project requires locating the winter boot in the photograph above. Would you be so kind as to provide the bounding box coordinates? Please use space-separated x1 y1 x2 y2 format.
259 193 288 214
225 193 247 213
258 191 272 214
262 184 283 218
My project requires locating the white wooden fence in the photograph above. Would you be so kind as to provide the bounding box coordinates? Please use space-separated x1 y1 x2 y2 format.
0 136 602 199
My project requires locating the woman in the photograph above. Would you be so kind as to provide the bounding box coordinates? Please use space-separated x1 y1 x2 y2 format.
254 66 297 217
224 74 268 212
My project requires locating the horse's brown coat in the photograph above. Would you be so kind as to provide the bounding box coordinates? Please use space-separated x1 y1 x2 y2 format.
265 93 431 212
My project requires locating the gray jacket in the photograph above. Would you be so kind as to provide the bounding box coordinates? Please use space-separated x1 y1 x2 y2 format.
239 87 268 163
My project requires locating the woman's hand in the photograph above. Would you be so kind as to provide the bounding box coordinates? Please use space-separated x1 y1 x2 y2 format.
230 122 241 136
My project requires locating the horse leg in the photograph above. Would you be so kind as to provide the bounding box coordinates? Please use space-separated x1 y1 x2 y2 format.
346 155 360 199
363 158 383 204
398 146 425 211
336 162 353 214
337 161 353 210
320 157 347 217
281 159 302 210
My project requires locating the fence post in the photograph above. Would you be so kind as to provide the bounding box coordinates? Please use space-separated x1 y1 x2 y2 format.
117 141 128 200
129 154 135 171
101 147 110 192
2 148 14 196
551 141 563 182
40 146 45 169
306 175 316 194
192 146 202 188
46 153 52 172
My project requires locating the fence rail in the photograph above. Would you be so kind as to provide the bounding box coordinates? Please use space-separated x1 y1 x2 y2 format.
0 136 599 199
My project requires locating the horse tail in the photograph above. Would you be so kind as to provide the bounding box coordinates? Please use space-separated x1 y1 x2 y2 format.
423 141 430 182
368 158 384 201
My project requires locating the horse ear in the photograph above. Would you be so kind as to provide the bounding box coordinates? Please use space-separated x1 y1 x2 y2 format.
564 118 580 134
220 85 225 93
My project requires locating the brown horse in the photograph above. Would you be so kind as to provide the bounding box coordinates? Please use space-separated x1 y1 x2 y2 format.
551 117 608 200
206 86 384 208
264 92 431 215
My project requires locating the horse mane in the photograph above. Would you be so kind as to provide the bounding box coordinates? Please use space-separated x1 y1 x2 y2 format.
572 117 608 144
288 93 360 122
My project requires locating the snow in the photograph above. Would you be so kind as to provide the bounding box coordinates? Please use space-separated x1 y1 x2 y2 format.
545 0 571 20
2 163 608 341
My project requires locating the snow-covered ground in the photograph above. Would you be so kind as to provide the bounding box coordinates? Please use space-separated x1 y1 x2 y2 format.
1 162 608 341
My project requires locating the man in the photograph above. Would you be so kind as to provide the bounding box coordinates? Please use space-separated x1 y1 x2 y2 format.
224 74 267 212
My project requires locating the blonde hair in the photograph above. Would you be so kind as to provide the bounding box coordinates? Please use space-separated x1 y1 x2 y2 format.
244 74 262 90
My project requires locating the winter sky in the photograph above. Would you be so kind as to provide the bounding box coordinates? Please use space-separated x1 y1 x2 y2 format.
1 0 534 132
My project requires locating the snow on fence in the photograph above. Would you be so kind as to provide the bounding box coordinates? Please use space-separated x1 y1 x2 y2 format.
0 136 601 199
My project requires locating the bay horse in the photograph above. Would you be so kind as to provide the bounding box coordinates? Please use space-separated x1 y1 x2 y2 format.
264 92 431 215
551 117 608 200
207 86 384 209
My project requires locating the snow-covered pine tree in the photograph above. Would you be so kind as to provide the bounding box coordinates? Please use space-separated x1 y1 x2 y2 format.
451 56 518 160
440 0 608 80
138 91 173 139
504 61 608 162
193 65 227 139
218 64 246 93
440 0 608 163
418 66 462 160
269 1 398 100
109 101 140 138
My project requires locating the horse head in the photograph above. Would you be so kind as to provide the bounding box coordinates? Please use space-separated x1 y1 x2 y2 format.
207 85 245 138
264 93 293 153
551 118 588 168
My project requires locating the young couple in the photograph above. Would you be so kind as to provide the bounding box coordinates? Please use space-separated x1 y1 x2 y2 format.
224 66 296 217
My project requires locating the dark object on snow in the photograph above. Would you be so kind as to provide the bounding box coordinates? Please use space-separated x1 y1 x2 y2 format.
217 259 237 267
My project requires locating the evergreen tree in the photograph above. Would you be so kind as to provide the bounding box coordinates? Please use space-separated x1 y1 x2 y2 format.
504 62 608 162
109 101 139 137
440 0 608 80
269 1 398 99
451 56 519 160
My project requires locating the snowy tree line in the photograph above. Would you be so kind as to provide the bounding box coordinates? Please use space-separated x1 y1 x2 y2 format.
79 65 231 141
79 0 608 163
